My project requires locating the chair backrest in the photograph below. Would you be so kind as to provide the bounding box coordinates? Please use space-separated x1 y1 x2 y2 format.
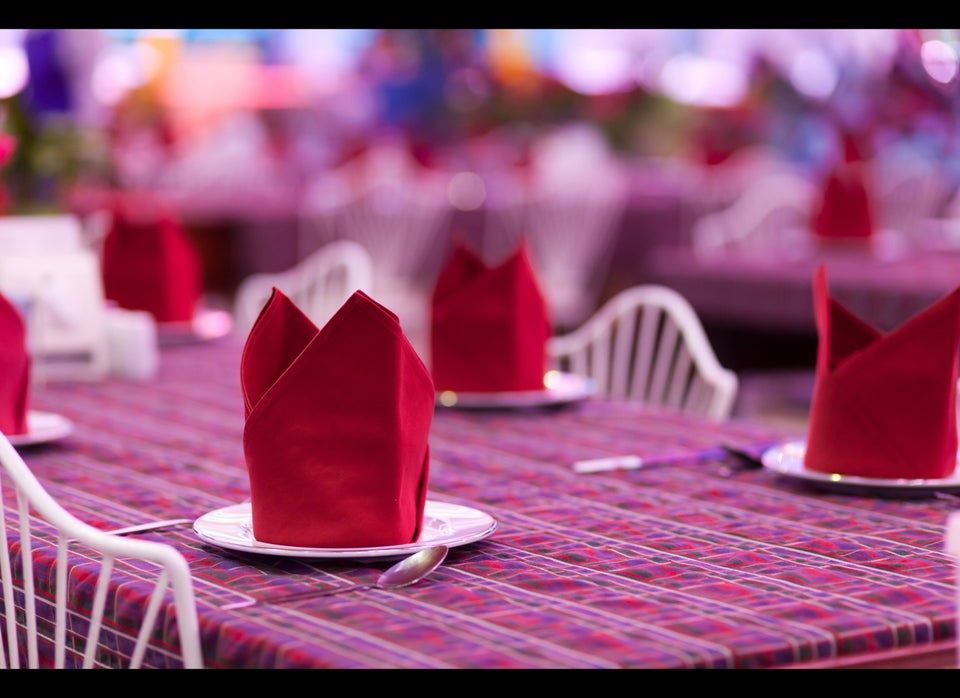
546 284 739 421
300 169 453 282
0 215 84 253
298 159 453 361
483 147 630 329
0 250 110 383
0 431 202 668
691 171 819 258
233 239 374 334
872 158 954 236
692 143 803 211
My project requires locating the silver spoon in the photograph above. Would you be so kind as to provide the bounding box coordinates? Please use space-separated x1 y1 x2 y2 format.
221 544 449 610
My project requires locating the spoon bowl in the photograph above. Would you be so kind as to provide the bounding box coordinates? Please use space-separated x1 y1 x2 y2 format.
222 544 449 610
378 543 449 588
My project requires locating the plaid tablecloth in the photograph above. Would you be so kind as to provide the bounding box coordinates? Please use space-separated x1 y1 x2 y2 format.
4 337 957 668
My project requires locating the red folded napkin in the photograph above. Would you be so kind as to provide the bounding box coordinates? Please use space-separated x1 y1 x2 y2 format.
101 205 203 324
430 243 551 393
241 287 434 548
0 132 16 167
811 133 875 240
805 265 960 479
0 292 30 435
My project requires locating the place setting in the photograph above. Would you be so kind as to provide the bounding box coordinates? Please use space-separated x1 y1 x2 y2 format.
192 285 499 567
757 264 960 499
429 242 596 411
0 289 75 449
8 410 75 448
99 197 233 346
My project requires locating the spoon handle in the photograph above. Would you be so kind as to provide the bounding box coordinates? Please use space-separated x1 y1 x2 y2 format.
221 583 373 610
106 518 193 536
720 444 765 470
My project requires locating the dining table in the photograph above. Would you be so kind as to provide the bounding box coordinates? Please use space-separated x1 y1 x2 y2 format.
3 332 959 669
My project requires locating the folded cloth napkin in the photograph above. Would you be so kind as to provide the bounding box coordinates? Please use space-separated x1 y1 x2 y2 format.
811 133 875 240
101 205 203 324
241 287 434 548
0 292 30 435
430 243 551 393
805 265 960 479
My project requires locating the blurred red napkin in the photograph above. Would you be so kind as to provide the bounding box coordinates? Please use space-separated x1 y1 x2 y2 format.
0 292 30 435
430 243 551 393
101 205 203 323
811 133 875 240
0 133 16 167
241 288 434 548
805 265 960 479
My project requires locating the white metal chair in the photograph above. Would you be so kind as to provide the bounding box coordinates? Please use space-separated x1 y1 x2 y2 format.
298 144 453 358
871 145 955 237
692 142 804 212
0 214 84 253
691 171 819 259
483 124 630 329
233 239 374 335
0 246 110 383
0 431 203 668
546 284 739 421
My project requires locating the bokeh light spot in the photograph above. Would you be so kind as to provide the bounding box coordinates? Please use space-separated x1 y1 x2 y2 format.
447 171 486 211
921 39 958 84
0 45 29 99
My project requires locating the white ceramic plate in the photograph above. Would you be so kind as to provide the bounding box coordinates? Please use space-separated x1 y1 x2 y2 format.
436 371 597 410
158 309 233 346
193 499 498 559
8 411 74 447
761 440 960 497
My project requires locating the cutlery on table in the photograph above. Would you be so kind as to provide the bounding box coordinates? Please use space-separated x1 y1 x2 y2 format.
719 444 766 470
221 544 449 610
107 518 193 536
572 445 767 476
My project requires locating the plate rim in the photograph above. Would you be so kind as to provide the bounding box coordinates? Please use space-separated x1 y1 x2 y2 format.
157 308 233 346
436 371 597 410
193 498 498 559
760 439 960 491
8 410 74 447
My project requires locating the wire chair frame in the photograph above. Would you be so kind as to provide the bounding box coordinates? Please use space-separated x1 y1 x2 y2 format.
547 285 738 421
0 432 202 669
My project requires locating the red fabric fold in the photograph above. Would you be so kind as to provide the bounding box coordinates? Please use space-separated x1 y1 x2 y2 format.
812 134 875 240
241 288 434 548
430 243 551 393
0 292 30 435
805 265 960 479
101 207 203 323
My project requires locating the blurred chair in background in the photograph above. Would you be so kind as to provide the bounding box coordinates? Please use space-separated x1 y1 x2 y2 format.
483 122 630 330
233 239 374 335
870 146 955 239
298 135 454 358
918 185 960 251
0 213 109 381
691 142 805 213
0 431 203 668
691 171 819 259
0 214 85 252
546 284 739 421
